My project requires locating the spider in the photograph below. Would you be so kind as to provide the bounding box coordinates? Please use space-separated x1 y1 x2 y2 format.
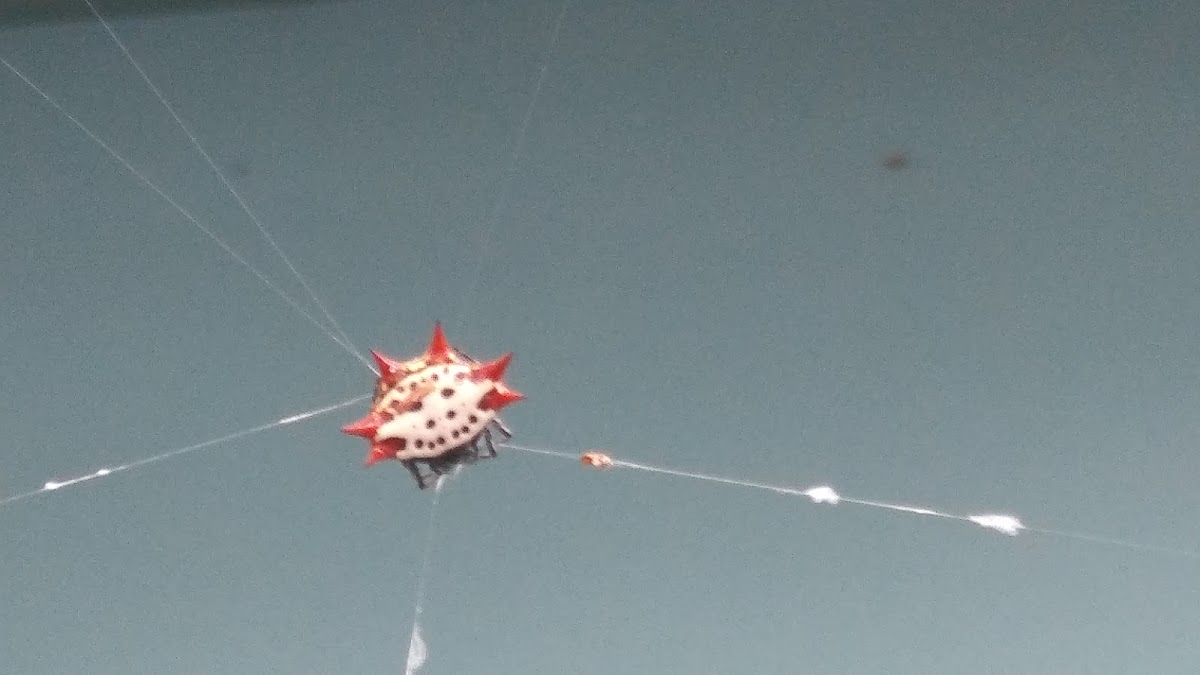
343 324 523 489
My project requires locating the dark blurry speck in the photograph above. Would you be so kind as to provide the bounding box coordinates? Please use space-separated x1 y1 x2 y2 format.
881 150 911 171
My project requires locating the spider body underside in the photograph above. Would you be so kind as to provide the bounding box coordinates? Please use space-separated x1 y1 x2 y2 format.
401 419 512 489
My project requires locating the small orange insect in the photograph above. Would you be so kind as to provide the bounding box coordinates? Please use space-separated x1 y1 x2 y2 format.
580 451 614 469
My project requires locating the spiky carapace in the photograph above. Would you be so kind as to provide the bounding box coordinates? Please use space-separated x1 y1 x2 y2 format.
342 324 523 488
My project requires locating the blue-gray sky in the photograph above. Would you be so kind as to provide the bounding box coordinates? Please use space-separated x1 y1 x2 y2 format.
3 0 1199 672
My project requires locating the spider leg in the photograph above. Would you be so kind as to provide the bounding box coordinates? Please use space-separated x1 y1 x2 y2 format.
489 418 513 441
465 439 485 463
481 428 498 458
402 460 429 490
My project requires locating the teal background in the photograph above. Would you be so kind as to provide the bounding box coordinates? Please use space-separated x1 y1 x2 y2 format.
2 1 1198 672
